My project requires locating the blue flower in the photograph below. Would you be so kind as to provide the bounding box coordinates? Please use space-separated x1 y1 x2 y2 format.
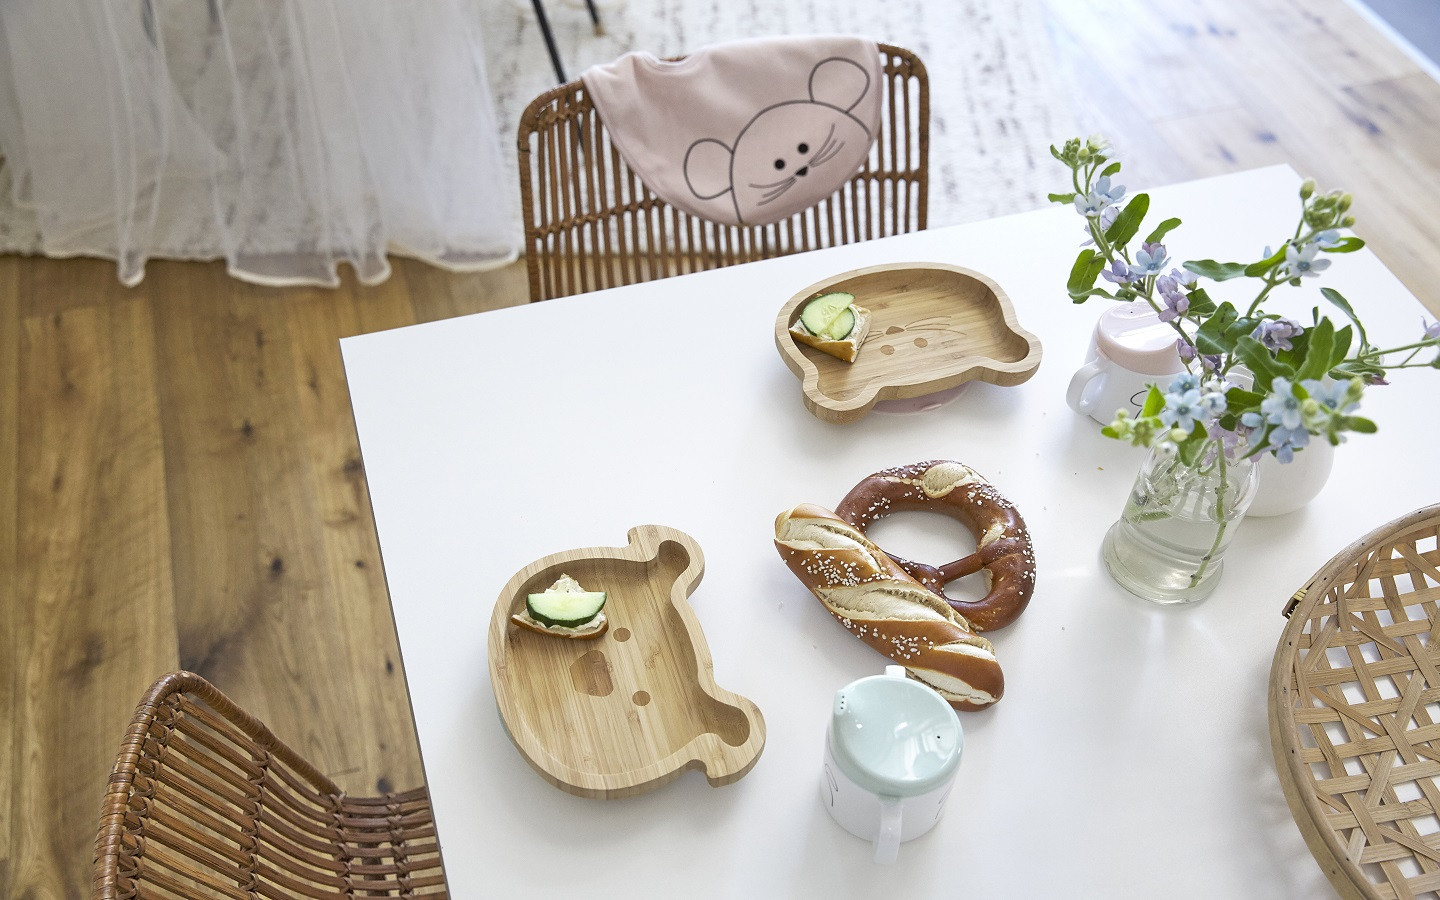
1176 338 1197 363
1300 377 1361 414
1199 390 1228 417
1159 388 1204 431
1073 192 1107 217
1268 425 1311 464
1094 175 1126 205
1311 229 1342 249
1080 206 1120 246
1425 317 1440 340
1100 258 1134 284
1261 378 1304 430
1283 241 1331 278
1240 411 1264 432
1131 242 1169 277
1253 318 1303 352
1168 373 1202 395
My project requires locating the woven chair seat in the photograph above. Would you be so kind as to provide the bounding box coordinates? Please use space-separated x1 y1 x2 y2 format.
1270 503 1440 899
93 672 447 898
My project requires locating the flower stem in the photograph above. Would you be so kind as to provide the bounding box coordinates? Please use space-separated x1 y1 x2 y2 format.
1188 447 1230 588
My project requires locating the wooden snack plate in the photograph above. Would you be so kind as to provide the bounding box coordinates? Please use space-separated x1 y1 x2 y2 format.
489 525 765 799
774 262 1043 423
1270 504 1440 899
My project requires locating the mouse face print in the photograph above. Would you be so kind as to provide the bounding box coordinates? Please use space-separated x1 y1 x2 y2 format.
684 57 874 226
726 104 870 222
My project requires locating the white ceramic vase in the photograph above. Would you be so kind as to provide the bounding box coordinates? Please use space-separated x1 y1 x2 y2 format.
1248 439 1336 517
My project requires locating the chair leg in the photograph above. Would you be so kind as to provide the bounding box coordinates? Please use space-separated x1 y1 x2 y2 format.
583 0 604 36
530 0 568 84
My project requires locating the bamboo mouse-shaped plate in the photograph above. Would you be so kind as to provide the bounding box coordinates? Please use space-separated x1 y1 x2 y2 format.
775 262 1043 423
489 525 765 799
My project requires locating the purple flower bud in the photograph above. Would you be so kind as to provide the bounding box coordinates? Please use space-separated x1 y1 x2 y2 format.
1100 258 1133 284
1253 318 1304 353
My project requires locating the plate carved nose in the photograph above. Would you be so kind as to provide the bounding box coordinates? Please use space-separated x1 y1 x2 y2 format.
795 166 809 177
570 649 613 697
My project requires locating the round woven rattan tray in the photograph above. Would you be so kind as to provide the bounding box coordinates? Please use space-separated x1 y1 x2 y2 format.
1270 503 1440 900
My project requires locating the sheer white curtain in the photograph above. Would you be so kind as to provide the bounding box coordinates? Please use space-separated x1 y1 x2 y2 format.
0 0 517 287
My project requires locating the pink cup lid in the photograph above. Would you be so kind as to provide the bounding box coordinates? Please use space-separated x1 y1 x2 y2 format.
1094 302 1185 377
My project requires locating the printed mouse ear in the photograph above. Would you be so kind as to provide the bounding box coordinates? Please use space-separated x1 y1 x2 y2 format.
809 57 870 113
684 138 735 200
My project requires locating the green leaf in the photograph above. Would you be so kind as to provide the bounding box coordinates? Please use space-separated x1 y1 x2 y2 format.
1243 246 1288 278
1139 386 1165 418
1225 387 1265 413
1175 432 1209 466
1320 288 1368 349
1049 192 1077 204
1184 259 1250 281
1069 288 1115 302
1296 318 1335 382
1194 301 1239 355
1049 144 1065 162
1100 161 1122 178
1185 287 1217 317
1067 249 1106 301
1144 217 1182 244
1105 193 1150 247
1322 236 1365 253
1329 324 1353 369
1343 415 1377 434
1331 360 1383 382
1234 335 1295 392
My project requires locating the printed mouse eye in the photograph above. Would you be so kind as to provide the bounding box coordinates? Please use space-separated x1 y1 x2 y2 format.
798 142 810 154
773 159 786 170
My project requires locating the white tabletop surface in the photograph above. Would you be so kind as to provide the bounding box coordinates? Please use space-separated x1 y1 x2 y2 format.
341 165 1437 898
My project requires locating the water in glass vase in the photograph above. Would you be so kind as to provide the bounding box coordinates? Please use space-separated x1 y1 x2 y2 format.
1101 443 1258 605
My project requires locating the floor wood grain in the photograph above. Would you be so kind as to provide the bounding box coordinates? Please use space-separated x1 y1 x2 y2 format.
4 0 1440 895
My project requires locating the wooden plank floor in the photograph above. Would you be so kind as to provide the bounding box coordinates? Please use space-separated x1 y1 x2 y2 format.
5 0 1440 895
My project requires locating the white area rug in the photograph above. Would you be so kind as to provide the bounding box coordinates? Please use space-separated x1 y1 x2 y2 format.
0 1 1079 259
480 0 1078 229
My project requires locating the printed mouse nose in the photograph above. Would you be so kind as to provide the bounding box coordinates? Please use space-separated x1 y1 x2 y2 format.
795 166 809 177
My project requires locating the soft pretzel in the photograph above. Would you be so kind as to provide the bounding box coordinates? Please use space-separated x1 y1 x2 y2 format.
834 460 1035 633
774 503 1003 711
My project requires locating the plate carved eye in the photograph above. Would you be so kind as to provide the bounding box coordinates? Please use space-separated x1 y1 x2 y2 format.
797 142 809 154
774 159 786 170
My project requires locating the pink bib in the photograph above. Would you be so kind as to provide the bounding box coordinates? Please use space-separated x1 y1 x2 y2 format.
580 36 882 227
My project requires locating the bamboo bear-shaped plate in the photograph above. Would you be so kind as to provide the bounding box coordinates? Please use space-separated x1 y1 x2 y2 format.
489 525 765 799
774 262 1043 423
1270 503 1440 899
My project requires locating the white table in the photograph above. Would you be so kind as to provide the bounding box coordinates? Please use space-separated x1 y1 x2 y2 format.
342 165 1436 898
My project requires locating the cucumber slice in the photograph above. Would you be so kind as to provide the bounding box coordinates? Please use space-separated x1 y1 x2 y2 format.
798 291 855 336
526 589 607 628
821 307 856 342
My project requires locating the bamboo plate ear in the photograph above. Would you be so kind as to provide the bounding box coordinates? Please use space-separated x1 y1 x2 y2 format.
774 262 1042 424
489 525 765 799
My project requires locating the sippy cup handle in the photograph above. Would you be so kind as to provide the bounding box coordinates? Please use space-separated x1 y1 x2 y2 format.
874 796 903 864
1065 359 1105 413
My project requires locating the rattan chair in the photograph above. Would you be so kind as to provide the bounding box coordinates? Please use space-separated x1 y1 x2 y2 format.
517 42 929 302
93 672 446 898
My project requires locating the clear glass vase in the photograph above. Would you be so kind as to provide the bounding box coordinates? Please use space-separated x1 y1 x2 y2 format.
1101 440 1260 605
